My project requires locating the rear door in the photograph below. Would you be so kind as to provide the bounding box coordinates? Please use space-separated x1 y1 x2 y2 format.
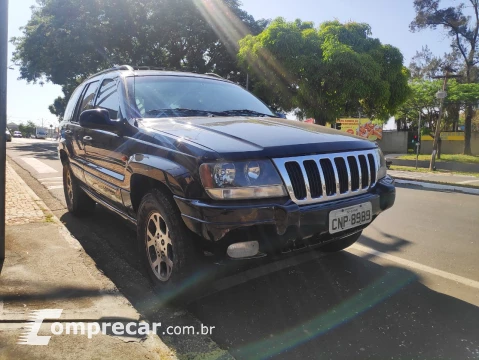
61 84 87 181
83 78 127 207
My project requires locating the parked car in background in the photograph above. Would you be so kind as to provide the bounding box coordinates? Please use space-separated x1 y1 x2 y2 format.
5 129 12 142
13 131 23 138
35 127 48 139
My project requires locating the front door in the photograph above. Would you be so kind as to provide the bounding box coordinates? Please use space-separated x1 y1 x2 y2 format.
82 78 128 208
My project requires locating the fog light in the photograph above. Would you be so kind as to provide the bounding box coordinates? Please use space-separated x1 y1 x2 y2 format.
227 241 259 259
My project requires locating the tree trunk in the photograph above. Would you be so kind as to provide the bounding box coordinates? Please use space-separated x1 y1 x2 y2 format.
464 104 473 155
438 137 442 159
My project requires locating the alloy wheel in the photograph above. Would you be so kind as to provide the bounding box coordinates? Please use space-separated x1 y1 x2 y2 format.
146 212 174 282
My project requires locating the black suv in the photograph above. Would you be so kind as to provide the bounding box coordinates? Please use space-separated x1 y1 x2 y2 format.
58 65 395 288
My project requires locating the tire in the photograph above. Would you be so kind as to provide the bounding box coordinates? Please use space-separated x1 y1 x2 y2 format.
137 188 199 297
320 231 362 253
63 163 96 216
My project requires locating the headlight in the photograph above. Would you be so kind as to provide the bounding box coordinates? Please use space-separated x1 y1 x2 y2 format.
376 148 387 180
199 160 287 200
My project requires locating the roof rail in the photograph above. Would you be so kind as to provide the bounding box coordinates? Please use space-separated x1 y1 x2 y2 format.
87 65 134 80
133 66 167 71
204 73 223 79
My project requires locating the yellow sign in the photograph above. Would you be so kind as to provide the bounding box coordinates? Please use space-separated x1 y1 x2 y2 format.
337 118 383 141
421 132 465 141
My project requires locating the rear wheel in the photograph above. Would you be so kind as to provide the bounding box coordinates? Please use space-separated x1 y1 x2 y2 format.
137 188 199 296
63 163 95 215
320 231 362 253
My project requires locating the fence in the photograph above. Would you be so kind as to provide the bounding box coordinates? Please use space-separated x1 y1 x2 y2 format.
377 131 479 155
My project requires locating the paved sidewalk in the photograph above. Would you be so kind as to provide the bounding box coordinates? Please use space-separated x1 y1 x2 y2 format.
5 163 45 225
0 162 177 360
389 169 479 188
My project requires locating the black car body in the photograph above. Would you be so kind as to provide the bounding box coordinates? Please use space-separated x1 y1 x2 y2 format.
58 66 395 286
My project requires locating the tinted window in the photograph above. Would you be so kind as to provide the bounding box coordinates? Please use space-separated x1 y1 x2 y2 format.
79 81 99 114
127 76 274 118
95 79 120 119
63 85 84 122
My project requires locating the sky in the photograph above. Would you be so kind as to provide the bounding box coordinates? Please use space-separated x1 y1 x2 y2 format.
6 0 455 127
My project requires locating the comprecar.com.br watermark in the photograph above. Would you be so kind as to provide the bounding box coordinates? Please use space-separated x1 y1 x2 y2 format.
18 309 215 346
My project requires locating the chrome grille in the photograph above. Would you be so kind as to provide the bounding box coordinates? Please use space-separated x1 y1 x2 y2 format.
273 150 379 205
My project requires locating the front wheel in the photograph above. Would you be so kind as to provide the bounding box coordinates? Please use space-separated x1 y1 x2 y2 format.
137 188 199 294
320 231 362 253
63 163 95 215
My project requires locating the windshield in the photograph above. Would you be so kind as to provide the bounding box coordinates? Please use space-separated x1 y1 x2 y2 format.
127 76 275 118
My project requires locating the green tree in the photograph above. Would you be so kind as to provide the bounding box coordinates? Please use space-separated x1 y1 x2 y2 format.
11 0 268 119
411 0 479 154
396 79 479 156
238 18 410 125
18 121 37 138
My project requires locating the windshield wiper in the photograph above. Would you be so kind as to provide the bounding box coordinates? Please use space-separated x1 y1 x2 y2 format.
145 108 221 117
221 109 276 117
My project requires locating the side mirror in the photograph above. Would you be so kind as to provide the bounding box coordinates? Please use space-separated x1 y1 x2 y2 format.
79 109 118 132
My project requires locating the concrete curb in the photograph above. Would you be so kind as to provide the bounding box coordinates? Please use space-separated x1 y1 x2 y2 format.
395 178 479 195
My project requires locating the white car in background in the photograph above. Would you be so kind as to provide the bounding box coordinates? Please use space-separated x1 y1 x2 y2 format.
13 131 23 138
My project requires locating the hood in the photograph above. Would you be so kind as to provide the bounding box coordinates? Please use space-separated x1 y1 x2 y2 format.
140 116 377 160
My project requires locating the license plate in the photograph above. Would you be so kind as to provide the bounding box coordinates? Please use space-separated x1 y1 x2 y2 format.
329 202 372 234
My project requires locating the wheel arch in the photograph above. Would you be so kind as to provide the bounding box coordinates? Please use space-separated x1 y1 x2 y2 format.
59 149 69 165
128 155 200 214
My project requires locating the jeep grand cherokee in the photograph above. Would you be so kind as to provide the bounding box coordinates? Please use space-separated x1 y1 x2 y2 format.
58 65 395 289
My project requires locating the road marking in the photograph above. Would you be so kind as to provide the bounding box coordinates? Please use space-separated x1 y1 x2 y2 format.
38 177 63 181
47 185 64 190
39 147 58 154
21 157 58 174
350 243 479 289
40 179 63 184
458 179 479 184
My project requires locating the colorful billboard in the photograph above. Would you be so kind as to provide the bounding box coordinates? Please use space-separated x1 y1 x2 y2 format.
337 118 383 141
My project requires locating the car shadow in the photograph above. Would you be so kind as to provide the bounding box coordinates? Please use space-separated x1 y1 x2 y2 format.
57 206 479 359
7 143 59 161
187 252 479 359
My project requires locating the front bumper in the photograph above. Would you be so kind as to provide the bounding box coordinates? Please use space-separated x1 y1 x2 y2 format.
175 175 395 256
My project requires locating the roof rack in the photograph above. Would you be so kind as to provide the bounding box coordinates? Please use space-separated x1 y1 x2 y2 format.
87 65 134 79
87 65 226 80
204 73 223 79
133 66 167 71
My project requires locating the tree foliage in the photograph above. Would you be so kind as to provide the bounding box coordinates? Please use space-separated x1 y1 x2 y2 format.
411 0 479 154
11 0 268 119
237 18 410 125
18 121 37 137
395 79 479 133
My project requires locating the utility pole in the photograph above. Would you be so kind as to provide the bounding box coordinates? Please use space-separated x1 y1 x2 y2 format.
430 67 461 171
357 110 361 136
0 0 9 261
416 112 421 170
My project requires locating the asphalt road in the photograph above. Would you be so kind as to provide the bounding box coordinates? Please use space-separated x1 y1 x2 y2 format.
6 138 479 359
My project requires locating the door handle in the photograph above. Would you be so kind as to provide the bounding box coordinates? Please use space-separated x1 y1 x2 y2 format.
83 136 93 142
65 130 72 135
